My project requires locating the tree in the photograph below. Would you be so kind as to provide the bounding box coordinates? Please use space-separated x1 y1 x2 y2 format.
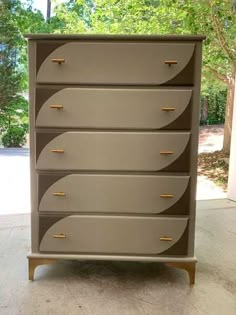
0 0 23 110
160 0 236 153
53 0 236 153
0 0 53 146
47 0 51 21
0 0 50 105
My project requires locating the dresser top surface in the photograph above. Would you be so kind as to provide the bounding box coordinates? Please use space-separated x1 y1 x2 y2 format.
24 33 205 41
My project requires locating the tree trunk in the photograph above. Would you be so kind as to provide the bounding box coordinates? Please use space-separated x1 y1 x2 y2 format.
223 76 235 153
201 97 208 124
46 0 51 21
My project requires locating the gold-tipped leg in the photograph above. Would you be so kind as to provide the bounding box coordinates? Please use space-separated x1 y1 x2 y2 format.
165 262 196 285
28 258 57 281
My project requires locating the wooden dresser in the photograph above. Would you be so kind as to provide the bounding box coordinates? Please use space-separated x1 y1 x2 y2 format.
25 34 205 283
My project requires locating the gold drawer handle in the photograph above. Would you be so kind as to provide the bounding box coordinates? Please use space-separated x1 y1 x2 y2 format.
53 192 66 197
51 58 65 64
161 107 176 112
50 105 64 109
160 194 174 198
160 151 174 155
160 236 173 241
53 233 66 239
51 149 64 153
164 60 178 65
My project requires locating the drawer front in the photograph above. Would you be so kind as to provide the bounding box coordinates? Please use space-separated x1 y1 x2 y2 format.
38 174 190 214
39 215 188 255
36 132 190 171
35 88 192 130
36 42 195 85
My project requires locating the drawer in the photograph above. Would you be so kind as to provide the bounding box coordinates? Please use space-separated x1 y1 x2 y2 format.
36 131 190 171
36 42 195 85
38 174 190 215
39 215 188 255
35 87 192 130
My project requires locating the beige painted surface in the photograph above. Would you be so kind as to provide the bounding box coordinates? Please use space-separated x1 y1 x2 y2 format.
39 174 189 213
40 215 188 254
37 42 195 84
36 131 190 171
36 88 192 129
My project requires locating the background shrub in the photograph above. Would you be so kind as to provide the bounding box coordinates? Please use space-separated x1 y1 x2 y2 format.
200 86 227 126
2 126 27 148
0 96 28 147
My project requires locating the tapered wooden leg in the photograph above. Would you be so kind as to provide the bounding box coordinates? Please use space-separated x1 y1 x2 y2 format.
165 262 196 285
28 258 57 281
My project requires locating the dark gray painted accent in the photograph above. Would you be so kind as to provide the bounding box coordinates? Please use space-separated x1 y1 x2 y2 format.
163 53 195 86
162 99 192 130
160 224 189 255
162 140 190 172
36 132 59 160
35 86 62 116
36 42 64 73
39 214 67 244
38 174 66 203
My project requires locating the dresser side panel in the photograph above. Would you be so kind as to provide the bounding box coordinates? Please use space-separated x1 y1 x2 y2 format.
29 40 39 253
188 41 203 256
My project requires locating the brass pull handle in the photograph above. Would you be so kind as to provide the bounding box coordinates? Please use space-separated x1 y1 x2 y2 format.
161 107 176 112
51 149 64 153
160 236 173 241
53 192 66 197
53 233 66 239
164 60 178 65
160 194 174 198
160 151 174 155
51 58 65 64
50 105 64 109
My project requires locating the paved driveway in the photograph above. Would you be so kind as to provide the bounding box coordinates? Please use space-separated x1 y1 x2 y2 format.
198 124 224 153
0 148 30 215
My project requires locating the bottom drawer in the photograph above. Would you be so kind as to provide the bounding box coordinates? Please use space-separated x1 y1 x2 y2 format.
39 215 188 255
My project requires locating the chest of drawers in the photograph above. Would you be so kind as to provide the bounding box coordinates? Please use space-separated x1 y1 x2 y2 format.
25 34 205 284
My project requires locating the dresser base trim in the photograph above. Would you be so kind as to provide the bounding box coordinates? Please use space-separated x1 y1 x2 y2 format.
28 253 197 283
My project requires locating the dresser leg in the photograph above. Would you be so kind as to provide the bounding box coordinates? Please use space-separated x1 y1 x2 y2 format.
165 262 196 285
28 258 57 281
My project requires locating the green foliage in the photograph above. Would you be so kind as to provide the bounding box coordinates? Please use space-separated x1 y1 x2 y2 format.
0 0 23 109
53 1 235 84
0 0 53 109
157 0 236 86
200 87 227 125
0 96 28 134
1 93 28 147
0 0 55 147
2 125 27 147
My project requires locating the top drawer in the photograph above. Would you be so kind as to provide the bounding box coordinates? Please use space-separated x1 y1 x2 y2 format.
36 42 195 85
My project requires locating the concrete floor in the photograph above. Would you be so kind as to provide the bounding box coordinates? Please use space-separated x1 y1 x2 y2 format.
0 200 236 315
